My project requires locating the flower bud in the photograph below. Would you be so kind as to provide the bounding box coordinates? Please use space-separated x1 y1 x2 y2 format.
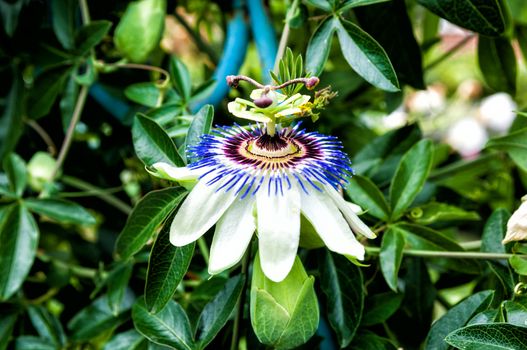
27 152 57 192
503 196 527 244
114 0 166 63
305 77 320 90
250 254 319 349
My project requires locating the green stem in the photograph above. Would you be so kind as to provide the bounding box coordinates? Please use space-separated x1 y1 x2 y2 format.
36 251 101 279
366 247 521 260
273 0 300 72
52 85 89 179
57 186 124 198
61 175 133 215
424 34 475 71
230 247 251 350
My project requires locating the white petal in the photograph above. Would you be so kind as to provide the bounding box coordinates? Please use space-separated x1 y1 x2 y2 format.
301 189 365 260
150 162 204 181
170 180 237 246
326 185 377 239
208 196 256 274
257 182 301 282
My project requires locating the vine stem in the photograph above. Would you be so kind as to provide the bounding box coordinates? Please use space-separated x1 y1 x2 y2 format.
365 247 524 260
51 85 88 179
26 119 57 156
61 175 132 215
51 0 92 179
424 34 475 71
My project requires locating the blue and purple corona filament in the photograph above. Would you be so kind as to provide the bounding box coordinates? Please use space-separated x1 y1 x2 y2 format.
187 123 354 198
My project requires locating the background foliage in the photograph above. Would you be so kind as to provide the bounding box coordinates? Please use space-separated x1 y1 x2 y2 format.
2 0 527 349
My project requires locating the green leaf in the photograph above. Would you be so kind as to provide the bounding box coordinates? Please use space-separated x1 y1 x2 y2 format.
445 323 527 349
0 0 24 37
345 175 390 221
24 198 96 225
481 208 510 254
504 301 527 328
417 0 506 36
115 187 187 260
517 26 527 62
339 0 391 11
350 329 397 350
3 153 27 197
319 250 363 348
486 128 527 171
477 37 516 94
103 329 147 350
362 292 404 326
304 0 332 11
389 139 434 220
184 105 214 161
0 307 18 350
195 275 245 349
75 20 112 56
0 204 39 300
51 0 77 50
132 299 194 350
107 262 134 315
15 336 56 350
27 305 66 347
392 258 436 345
305 16 337 76
355 0 425 89
27 66 72 120
406 202 480 225
68 293 133 341
145 214 194 313
169 56 192 101
425 290 494 350
509 255 527 275
380 228 405 292
114 0 166 63
0 74 24 161
132 114 185 167
335 18 399 92
125 83 162 108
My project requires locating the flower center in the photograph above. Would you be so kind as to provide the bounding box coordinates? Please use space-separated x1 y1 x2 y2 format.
230 134 307 171
247 135 300 159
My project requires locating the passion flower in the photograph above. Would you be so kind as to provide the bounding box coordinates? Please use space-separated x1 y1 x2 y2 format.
149 75 375 282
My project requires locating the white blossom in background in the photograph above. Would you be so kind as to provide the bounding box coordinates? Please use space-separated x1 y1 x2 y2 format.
382 107 408 130
445 117 488 158
503 195 527 244
478 93 517 133
407 86 446 115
